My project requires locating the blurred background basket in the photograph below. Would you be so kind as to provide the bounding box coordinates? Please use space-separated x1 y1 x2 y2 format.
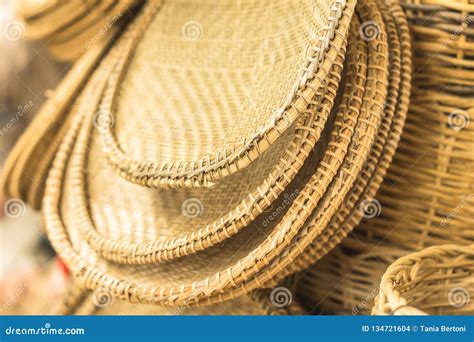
13 0 141 61
372 244 474 315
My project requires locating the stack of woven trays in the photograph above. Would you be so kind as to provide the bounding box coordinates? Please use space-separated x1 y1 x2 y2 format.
12 0 140 61
2 0 412 314
297 0 474 315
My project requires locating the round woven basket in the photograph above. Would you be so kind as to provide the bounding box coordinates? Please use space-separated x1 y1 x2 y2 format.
296 0 474 315
278 0 411 281
372 244 474 315
13 0 138 61
43 0 366 308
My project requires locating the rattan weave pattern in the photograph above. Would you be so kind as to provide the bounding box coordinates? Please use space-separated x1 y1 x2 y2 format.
1 35 117 209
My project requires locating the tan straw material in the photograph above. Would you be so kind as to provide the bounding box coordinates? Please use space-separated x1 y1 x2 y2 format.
43 0 361 307
3 0 415 312
402 0 474 94
277 0 411 282
98 0 349 189
373 244 474 315
44 0 353 266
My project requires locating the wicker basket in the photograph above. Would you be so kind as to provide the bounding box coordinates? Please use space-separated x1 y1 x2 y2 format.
279 0 411 280
296 0 473 315
373 244 474 315
13 0 139 61
402 0 474 94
